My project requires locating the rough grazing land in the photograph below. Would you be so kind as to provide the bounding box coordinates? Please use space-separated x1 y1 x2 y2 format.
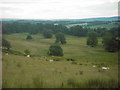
3 33 118 88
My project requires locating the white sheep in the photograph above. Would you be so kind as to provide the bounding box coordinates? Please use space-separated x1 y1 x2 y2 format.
102 67 109 70
27 55 30 57
49 59 53 62
93 65 96 68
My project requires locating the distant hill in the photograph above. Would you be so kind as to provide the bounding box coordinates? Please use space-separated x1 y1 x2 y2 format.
70 16 119 22
1 16 119 23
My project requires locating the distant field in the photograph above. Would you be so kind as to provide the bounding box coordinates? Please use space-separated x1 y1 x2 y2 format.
3 33 118 88
88 23 118 29
3 33 103 57
66 23 87 28
66 22 118 29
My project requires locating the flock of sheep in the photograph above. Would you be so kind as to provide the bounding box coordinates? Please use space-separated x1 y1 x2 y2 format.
92 65 110 70
6 53 110 71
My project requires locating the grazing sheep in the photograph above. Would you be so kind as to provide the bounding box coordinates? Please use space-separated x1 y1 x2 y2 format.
102 67 109 70
93 65 96 67
27 55 30 57
49 59 53 62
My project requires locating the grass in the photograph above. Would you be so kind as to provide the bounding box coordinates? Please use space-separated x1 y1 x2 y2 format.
32 76 44 88
66 78 118 88
2 33 118 88
66 23 87 28
66 22 118 29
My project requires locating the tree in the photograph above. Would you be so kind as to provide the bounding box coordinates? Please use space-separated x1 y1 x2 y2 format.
2 39 11 50
43 29 53 38
109 26 120 38
48 44 63 56
102 32 119 52
87 31 98 47
26 34 33 40
55 33 66 44
24 49 31 55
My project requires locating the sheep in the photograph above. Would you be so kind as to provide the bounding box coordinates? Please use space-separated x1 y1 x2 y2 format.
93 65 96 68
102 67 110 70
27 55 30 57
49 59 54 62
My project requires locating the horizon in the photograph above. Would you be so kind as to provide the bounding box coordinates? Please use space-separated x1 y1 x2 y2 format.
0 15 119 20
0 0 119 19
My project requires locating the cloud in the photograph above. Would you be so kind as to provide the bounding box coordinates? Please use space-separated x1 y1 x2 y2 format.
0 0 119 19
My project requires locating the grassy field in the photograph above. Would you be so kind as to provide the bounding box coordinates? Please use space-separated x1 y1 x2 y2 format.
66 23 87 28
3 33 118 88
66 22 118 29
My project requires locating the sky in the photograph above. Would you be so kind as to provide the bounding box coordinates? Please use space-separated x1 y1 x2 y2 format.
0 0 119 19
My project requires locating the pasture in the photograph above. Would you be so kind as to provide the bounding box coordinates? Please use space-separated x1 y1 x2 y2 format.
2 33 118 88
66 22 118 29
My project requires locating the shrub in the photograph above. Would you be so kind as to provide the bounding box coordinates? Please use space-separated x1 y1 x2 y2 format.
2 49 24 55
24 49 31 55
43 29 53 38
26 35 33 40
79 63 82 65
2 38 11 50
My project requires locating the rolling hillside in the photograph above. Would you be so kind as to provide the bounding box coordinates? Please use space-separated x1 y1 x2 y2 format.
3 33 118 88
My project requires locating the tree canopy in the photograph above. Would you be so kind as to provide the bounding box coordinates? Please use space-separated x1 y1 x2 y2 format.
69 25 88 37
48 44 63 56
2 39 11 50
102 32 119 52
87 31 98 47
55 32 66 44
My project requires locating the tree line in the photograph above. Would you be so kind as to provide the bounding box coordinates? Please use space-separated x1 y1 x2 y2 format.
2 22 119 37
2 22 120 56
2 22 68 34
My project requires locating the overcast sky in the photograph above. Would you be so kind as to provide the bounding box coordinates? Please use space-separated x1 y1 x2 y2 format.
0 0 119 19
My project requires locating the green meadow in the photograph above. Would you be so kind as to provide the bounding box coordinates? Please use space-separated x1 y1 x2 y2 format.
3 33 118 88
66 22 118 29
